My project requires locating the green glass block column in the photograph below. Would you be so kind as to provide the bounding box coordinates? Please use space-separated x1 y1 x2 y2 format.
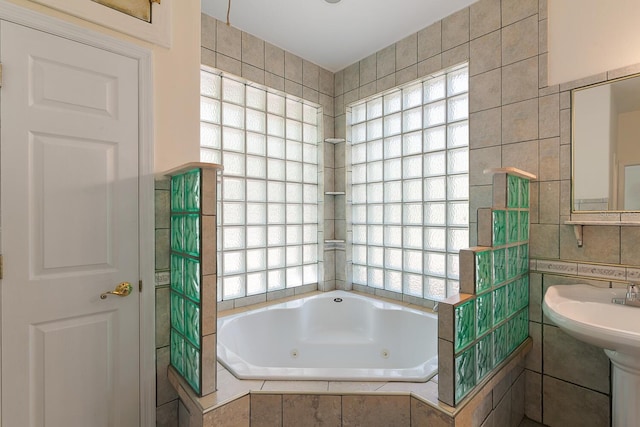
167 163 222 397
438 168 535 406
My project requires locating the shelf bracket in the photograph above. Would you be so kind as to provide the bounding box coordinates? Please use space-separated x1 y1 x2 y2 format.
572 224 583 247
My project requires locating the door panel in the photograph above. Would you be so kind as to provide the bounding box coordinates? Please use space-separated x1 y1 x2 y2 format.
1 20 140 427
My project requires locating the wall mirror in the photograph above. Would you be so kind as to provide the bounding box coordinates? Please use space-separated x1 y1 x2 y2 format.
572 73 640 212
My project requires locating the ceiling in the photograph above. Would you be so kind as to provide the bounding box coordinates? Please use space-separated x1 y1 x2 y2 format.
201 0 477 73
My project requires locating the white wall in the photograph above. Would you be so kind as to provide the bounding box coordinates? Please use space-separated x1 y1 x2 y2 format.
6 0 201 173
548 0 640 85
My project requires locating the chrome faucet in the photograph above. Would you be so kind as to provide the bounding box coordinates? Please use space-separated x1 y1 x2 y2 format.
611 283 640 307
626 283 640 307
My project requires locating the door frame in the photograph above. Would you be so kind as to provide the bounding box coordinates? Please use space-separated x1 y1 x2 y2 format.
0 2 156 426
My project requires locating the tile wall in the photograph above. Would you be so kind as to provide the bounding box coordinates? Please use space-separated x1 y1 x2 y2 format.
154 0 640 425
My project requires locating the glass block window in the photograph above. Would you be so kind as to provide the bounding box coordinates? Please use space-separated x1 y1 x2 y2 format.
349 65 469 300
200 69 321 301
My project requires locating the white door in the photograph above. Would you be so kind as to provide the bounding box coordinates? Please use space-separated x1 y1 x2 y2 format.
0 20 141 427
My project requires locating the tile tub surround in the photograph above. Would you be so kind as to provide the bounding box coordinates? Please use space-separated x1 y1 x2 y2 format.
167 163 223 396
168 337 531 427
439 169 534 406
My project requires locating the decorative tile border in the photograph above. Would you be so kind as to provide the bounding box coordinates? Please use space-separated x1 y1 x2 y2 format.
535 260 578 275
156 270 171 286
532 258 637 283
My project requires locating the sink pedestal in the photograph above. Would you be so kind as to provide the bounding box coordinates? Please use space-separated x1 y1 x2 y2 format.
605 350 640 427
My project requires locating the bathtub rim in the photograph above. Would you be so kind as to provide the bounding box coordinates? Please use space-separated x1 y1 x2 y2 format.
217 290 439 382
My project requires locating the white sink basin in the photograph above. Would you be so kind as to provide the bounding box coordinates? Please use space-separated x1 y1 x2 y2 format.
543 284 640 427
542 284 640 356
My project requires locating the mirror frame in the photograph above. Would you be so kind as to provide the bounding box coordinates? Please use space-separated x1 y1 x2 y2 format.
571 72 640 214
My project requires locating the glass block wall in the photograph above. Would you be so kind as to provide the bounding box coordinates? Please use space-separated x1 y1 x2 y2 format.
437 169 534 406
169 164 221 396
199 69 322 301
348 64 469 300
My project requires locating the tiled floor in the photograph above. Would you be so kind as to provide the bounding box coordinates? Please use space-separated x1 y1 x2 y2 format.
519 417 545 426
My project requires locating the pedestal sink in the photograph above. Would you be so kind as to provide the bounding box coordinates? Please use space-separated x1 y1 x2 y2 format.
542 284 640 427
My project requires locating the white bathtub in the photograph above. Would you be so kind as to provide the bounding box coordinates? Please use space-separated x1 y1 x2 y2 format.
217 290 438 382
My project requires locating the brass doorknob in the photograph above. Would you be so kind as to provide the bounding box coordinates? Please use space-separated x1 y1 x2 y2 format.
100 282 133 299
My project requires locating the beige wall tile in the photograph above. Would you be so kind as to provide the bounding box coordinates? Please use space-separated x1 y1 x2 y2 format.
470 69 501 113
284 80 303 98
525 321 542 372
538 181 559 224
319 93 334 117
539 94 560 139
470 146 502 186
377 74 397 93
543 325 610 393
543 376 609 427
156 346 179 406
216 53 241 76
502 0 538 26
524 371 542 422
203 395 250 427
501 98 538 144
470 30 501 76
470 107 501 149
302 86 319 103
377 45 396 78
442 43 469 68
201 13 216 51
250 394 282 427
529 181 540 224
283 395 341 427
442 7 470 50
156 287 170 347
155 229 170 270
418 21 442 61
303 60 320 91
411 398 454 427
493 388 511 426
502 15 539 66
285 52 303 84
201 47 215 68
539 19 548 54
621 226 640 266
334 94 344 118
359 80 377 99
559 108 571 145
417 54 443 77
530 224 559 258
502 57 539 105
242 63 265 85
559 224 620 263
157 400 179 427
342 395 410 426
396 65 418 86
469 184 493 224
396 34 418 70
319 68 334 97
343 62 360 93
334 70 344 95
241 32 264 69
359 53 377 86
216 23 241 60
265 43 285 77
470 0 501 39
265 72 285 92
528 272 542 323
538 137 560 181
155 185 170 223
511 371 525 426
502 139 539 177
